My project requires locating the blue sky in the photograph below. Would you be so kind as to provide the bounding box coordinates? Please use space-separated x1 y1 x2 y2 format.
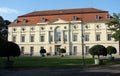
0 0 120 21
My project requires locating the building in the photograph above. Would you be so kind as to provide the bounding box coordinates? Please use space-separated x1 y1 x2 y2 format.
8 8 119 56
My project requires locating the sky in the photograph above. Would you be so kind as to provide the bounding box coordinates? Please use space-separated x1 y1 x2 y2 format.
0 0 120 22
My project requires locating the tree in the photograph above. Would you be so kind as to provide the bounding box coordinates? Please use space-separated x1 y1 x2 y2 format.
0 16 11 40
40 49 46 57
0 41 21 61
89 45 107 59
107 46 117 56
59 48 66 57
106 13 120 55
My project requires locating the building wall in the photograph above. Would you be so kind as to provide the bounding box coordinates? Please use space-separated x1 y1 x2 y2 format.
8 19 119 56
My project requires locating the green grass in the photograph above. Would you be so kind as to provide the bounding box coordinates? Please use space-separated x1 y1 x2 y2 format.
0 56 119 68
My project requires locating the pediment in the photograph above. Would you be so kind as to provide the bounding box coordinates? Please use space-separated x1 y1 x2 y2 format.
49 18 68 24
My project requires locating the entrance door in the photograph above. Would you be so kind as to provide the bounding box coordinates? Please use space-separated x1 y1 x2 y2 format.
55 45 61 55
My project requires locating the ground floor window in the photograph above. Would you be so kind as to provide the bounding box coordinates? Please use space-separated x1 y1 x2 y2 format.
21 47 24 55
73 46 77 55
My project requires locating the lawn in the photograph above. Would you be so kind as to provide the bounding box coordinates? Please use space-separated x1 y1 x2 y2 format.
0 56 119 68
0 56 93 68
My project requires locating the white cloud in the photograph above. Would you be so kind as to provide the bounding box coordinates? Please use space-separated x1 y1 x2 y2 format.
0 7 18 14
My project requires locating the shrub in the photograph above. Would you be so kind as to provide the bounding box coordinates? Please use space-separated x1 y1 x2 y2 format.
59 48 66 57
40 49 46 57
107 46 117 56
0 41 20 61
89 45 107 59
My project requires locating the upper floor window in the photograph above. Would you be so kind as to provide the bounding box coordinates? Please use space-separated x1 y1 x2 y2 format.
13 28 16 31
64 32 67 42
40 36 44 42
14 19 18 24
30 35 34 42
42 18 46 22
96 34 100 41
73 16 77 21
21 28 25 31
55 27 61 42
85 34 89 41
95 15 100 20
107 34 112 41
106 15 110 20
23 19 27 23
73 34 77 41
49 32 53 42
12 36 16 42
21 35 25 42
30 27 35 31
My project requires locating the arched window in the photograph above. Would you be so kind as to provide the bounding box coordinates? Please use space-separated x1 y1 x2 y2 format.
55 27 61 42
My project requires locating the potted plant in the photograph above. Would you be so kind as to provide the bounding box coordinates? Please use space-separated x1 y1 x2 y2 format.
89 45 107 65
59 48 66 57
40 49 46 57
106 46 117 60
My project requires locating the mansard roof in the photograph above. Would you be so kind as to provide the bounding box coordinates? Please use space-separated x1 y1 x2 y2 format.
9 8 111 26
19 8 108 17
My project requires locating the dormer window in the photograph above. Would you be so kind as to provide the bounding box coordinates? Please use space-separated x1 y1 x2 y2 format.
42 18 46 22
95 15 100 20
14 19 18 24
23 19 27 23
73 16 77 21
106 15 110 20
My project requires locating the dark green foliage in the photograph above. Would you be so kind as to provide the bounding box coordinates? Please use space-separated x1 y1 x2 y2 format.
106 13 120 55
40 49 46 56
0 41 20 61
59 48 66 57
89 45 107 59
59 48 66 53
0 16 11 40
107 46 117 56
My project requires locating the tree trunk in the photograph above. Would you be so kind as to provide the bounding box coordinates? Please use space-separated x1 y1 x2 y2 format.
118 40 120 55
7 56 10 61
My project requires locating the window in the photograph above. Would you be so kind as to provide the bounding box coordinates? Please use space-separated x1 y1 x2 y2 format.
73 16 77 21
55 27 61 42
85 46 89 55
106 15 110 20
96 15 100 20
14 19 18 24
23 19 27 23
30 35 34 42
96 25 100 29
30 27 35 31
30 47 34 56
41 47 44 49
96 34 100 41
21 35 25 42
85 34 89 41
12 36 16 42
64 32 67 42
42 18 46 22
73 46 77 55
40 36 44 42
21 28 25 31
107 34 111 41
73 34 77 41
21 47 24 55
13 28 16 31
49 32 53 42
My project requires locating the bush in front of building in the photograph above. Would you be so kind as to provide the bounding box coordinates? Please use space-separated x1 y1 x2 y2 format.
59 48 66 57
40 49 46 57
0 41 20 68
107 46 117 60
89 45 107 65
